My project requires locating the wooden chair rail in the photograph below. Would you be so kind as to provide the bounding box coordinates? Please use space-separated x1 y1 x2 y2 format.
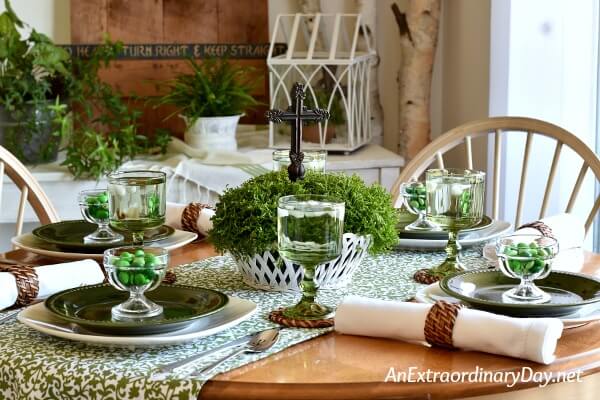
0 146 59 242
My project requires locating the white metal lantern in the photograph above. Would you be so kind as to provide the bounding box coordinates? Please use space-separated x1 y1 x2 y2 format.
267 13 376 153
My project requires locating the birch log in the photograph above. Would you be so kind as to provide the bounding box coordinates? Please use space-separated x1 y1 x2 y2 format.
356 0 384 142
300 0 324 50
392 0 441 160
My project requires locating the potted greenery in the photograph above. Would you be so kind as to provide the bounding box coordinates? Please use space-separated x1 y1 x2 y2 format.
303 87 345 144
61 40 170 179
210 170 399 291
0 1 70 164
156 58 259 151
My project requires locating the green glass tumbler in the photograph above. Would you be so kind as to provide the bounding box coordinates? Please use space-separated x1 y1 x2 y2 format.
107 170 166 246
426 168 485 277
277 194 345 320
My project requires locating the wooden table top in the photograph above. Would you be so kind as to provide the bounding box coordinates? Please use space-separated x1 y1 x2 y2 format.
6 243 600 400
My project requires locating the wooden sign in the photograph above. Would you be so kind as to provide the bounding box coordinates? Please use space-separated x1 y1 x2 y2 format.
71 0 271 138
63 43 287 60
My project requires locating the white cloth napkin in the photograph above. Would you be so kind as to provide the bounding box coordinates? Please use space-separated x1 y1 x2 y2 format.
335 295 563 364
514 213 585 250
0 259 104 310
166 202 215 235
483 213 585 271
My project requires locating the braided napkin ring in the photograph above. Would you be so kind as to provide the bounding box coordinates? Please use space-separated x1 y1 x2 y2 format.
0 265 39 307
424 301 464 349
517 220 556 240
181 202 213 240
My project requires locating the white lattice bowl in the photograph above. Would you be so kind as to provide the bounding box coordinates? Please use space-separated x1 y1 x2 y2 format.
234 233 371 292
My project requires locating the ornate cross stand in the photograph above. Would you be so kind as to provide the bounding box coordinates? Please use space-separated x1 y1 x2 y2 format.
265 82 329 182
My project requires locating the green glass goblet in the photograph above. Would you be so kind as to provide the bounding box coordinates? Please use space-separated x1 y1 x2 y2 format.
426 168 485 277
107 170 166 246
277 194 345 320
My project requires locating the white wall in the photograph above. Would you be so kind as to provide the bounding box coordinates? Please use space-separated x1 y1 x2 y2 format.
0 0 70 42
490 0 598 249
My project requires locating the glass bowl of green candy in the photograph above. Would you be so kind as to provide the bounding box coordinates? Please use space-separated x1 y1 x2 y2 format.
78 189 123 243
496 234 559 304
104 246 168 319
399 181 439 231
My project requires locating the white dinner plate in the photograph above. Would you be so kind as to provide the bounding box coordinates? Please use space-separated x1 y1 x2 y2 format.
397 220 512 249
415 282 600 329
11 229 198 261
18 297 256 347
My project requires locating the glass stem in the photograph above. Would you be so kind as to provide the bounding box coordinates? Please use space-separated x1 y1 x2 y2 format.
132 231 144 246
300 264 317 304
445 229 459 264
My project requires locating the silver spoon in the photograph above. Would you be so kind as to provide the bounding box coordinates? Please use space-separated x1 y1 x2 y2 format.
194 327 280 376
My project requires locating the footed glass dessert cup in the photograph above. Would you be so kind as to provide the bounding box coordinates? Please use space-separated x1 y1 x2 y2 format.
426 168 485 277
277 194 344 320
104 246 168 320
399 181 439 231
107 170 166 246
496 234 558 304
78 189 124 243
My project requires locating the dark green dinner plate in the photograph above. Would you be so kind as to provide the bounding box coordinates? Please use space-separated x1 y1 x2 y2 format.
45 284 229 335
399 215 493 239
33 220 174 253
440 269 600 317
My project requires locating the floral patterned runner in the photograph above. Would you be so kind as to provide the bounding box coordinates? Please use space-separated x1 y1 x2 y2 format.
0 248 488 399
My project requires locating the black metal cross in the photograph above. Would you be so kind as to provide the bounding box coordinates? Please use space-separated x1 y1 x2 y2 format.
265 82 329 181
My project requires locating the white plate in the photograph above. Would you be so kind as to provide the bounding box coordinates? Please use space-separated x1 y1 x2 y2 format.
11 229 198 261
415 282 600 329
397 220 512 249
18 297 256 347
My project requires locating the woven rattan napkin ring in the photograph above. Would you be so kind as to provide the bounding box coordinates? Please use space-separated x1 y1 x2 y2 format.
424 301 464 349
181 202 213 240
517 220 556 240
0 265 39 307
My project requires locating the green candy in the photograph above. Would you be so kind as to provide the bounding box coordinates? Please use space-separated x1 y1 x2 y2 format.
133 273 148 285
120 252 133 262
504 241 552 276
131 257 146 268
117 271 130 285
134 249 145 258
144 269 156 279
86 197 99 205
97 193 108 204
518 248 532 257
115 259 130 268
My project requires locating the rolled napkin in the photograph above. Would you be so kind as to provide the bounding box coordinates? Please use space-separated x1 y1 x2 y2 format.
483 213 585 270
166 202 215 237
335 295 563 364
0 259 105 310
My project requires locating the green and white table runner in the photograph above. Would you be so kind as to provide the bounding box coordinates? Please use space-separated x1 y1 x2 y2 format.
0 248 488 399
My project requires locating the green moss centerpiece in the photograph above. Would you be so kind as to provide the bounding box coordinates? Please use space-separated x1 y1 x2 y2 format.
210 170 399 291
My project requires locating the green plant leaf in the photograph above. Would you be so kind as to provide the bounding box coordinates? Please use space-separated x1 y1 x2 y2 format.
210 171 399 259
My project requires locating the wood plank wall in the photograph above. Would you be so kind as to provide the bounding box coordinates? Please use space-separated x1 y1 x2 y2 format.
71 0 269 138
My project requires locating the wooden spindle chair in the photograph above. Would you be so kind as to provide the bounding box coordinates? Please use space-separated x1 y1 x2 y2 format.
391 117 600 235
0 146 59 244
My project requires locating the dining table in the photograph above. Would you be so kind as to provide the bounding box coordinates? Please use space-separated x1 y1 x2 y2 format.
3 242 600 400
